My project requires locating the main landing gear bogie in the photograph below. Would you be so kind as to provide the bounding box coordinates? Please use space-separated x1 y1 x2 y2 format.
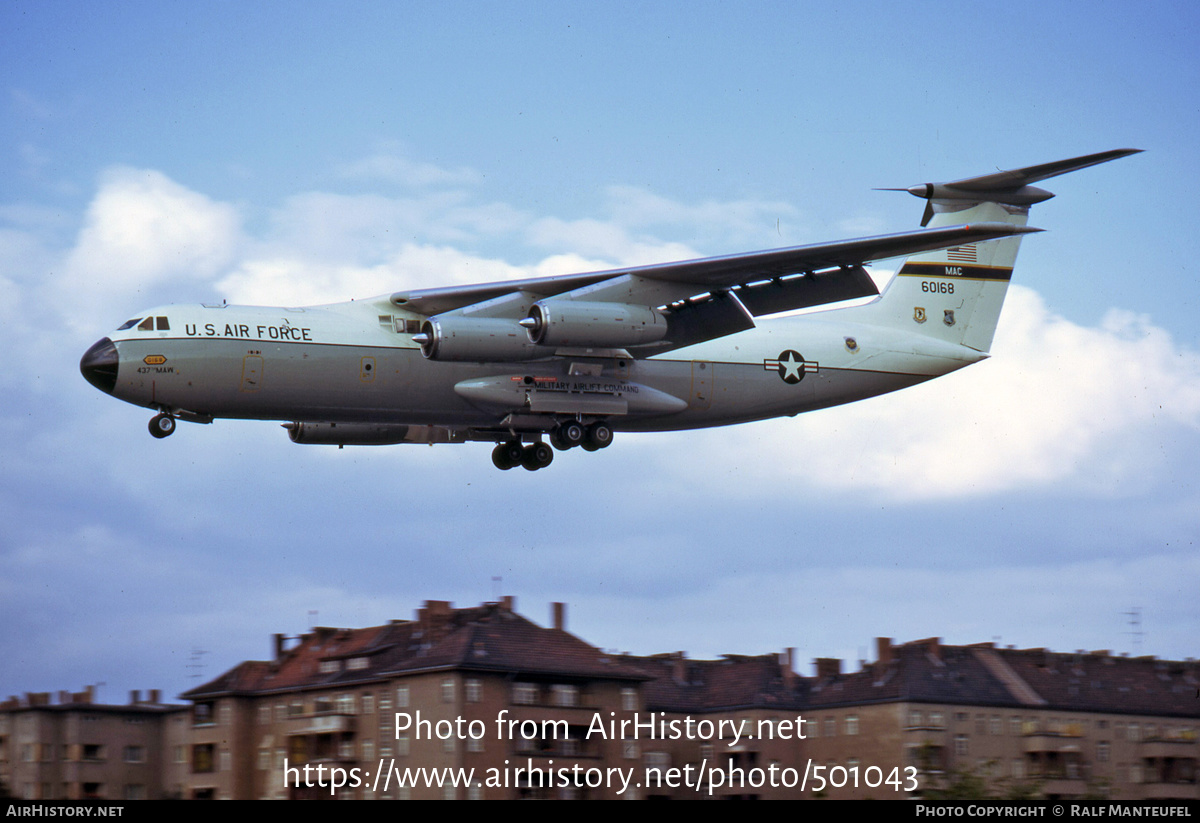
148 413 176 439
491 440 554 472
493 421 614 471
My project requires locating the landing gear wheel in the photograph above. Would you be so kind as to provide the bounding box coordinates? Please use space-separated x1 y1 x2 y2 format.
521 442 554 471
492 440 524 470
553 421 585 450
585 421 613 450
149 413 176 439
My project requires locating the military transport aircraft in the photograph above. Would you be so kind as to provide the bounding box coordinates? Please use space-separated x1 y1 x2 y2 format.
80 149 1138 471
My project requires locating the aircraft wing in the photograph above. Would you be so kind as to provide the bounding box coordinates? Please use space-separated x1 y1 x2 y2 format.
392 222 1037 315
391 221 1038 354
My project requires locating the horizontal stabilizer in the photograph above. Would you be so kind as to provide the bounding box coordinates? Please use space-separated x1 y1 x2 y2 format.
884 148 1142 225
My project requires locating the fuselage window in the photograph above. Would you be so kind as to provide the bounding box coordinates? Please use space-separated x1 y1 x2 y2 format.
156 316 170 330
137 317 154 331
118 318 142 331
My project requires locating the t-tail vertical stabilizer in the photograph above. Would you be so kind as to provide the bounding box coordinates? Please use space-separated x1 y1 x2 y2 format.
867 149 1141 353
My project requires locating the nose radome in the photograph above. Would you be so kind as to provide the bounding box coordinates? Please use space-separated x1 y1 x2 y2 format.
80 337 119 395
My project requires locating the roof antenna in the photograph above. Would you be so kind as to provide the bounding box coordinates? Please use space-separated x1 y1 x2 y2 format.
1123 607 1144 655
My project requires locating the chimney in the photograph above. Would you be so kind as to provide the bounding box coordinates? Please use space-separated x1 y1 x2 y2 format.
552 602 566 631
58 690 71 705
274 633 286 659
149 689 161 704
916 637 941 661
418 600 454 638
129 690 140 705
876 637 893 668
781 648 796 689
815 658 842 679
501 595 515 612
672 652 687 683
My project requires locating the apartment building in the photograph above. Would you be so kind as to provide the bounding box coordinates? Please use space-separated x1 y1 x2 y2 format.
180 598 650 799
799 638 1199 800
0 687 189 800
636 650 808 799
10 600 1196 801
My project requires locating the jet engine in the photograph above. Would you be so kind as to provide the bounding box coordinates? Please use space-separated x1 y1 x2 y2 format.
414 316 553 362
520 300 668 348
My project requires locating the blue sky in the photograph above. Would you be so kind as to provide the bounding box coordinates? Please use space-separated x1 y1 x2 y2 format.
2 2 1198 704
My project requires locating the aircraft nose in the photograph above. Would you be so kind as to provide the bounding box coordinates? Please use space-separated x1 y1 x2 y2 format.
80 337 119 395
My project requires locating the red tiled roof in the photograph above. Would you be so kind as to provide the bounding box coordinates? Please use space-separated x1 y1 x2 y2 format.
183 602 646 699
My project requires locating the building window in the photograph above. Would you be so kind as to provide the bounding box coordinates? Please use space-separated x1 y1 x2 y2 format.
193 702 214 725
258 705 271 725
82 744 105 762
845 716 859 736
468 737 484 753
192 744 215 774
441 679 455 703
362 693 374 714
990 716 1002 736
275 703 286 722
397 735 409 757
1097 741 1110 763
954 735 968 756
379 691 392 712
466 679 482 703
338 693 355 715
319 660 340 674
623 740 638 759
622 688 637 711
806 717 818 738
909 710 923 727
124 785 145 801
930 712 945 729
362 739 374 761
824 718 836 737
123 746 145 763
396 686 409 708
552 685 579 707
513 683 538 705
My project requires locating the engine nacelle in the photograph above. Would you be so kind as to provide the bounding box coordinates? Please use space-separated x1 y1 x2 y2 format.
416 316 553 362
523 300 668 348
286 422 459 446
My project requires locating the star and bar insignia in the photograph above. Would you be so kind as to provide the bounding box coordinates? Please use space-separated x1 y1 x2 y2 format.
764 350 818 385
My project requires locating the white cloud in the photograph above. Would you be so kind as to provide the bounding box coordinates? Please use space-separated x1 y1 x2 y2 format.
217 244 532 307
58 168 240 323
335 150 483 189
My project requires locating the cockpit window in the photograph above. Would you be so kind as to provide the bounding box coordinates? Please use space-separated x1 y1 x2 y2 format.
137 317 155 331
156 316 170 330
118 318 142 331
